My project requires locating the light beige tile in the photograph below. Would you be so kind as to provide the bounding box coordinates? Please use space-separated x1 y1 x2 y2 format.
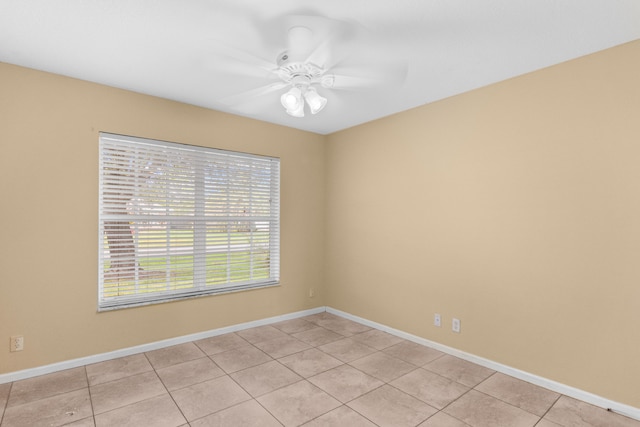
313 317 372 337
335 320 374 336
306 315 343 329
475 372 560 416
347 384 437 427
350 351 417 382
236 325 288 344
0 382 10 414
2 388 92 427
145 342 205 369
318 338 377 363
7 367 87 407
293 327 344 347
156 357 224 391
302 405 377 426
257 380 341 426
351 329 404 350
382 341 445 366
418 411 470 427
272 318 317 334
64 417 96 426
391 368 469 409
190 399 282 427
253 335 312 358
308 364 383 403
230 360 301 397
171 375 251 421
444 390 539 427
65 417 96 426
210 344 272 373
536 420 562 427
424 355 494 387
279 348 344 378
194 333 248 355
86 354 153 386
303 312 339 324
545 395 640 427
90 371 166 415
94 394 186 427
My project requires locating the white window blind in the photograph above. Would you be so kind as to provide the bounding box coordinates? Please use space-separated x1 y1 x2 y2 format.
98 133 280 310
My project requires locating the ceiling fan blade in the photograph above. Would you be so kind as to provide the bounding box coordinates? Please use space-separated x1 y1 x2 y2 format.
202 41 278 79
326 63 408 90
219 81 289 106
304 36 344 70
205 58 275 80
304 19 359 69
324 74 384 90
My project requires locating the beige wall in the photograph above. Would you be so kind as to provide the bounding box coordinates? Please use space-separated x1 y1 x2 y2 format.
325 40 640 407
0 62 325 373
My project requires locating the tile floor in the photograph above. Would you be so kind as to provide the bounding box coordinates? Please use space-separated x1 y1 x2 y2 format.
1 312 638 427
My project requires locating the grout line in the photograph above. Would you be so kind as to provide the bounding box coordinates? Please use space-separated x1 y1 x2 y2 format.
438 381 476 412
82 366 97 426
0 383 13 426
151 352 190 426
470 375 560 420
253 393 286 427
534 393 563 426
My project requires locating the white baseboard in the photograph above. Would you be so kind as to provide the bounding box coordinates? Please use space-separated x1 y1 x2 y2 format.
326 306 640 422
0 306 324 385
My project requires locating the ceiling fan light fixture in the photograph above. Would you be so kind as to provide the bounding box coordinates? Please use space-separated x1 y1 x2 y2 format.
281 87 305 117
285 103 305 117
303 87 327 114
281 86 304 111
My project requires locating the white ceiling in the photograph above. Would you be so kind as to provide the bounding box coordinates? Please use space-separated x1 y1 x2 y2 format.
1 0 639 135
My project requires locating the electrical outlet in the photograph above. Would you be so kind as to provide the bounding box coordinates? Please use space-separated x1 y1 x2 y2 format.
434 313 441 327
10 335 24 352
452 318 461 333
308 288 315 298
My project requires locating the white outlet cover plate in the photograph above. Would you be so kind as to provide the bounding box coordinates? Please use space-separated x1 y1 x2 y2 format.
452 318 461 333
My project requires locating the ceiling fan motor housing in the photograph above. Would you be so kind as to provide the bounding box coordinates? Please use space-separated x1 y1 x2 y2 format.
276 51 324 88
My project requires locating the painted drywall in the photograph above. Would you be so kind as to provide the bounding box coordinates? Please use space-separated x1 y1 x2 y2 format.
325 40 640 407
0 62 325 373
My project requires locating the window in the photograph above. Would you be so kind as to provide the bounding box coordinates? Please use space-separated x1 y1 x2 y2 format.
98 133 280 310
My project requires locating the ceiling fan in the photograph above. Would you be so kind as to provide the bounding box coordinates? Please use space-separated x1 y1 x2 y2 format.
212 14 408 118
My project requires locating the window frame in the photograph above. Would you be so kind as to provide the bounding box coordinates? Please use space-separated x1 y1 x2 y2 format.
98 132 280 311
